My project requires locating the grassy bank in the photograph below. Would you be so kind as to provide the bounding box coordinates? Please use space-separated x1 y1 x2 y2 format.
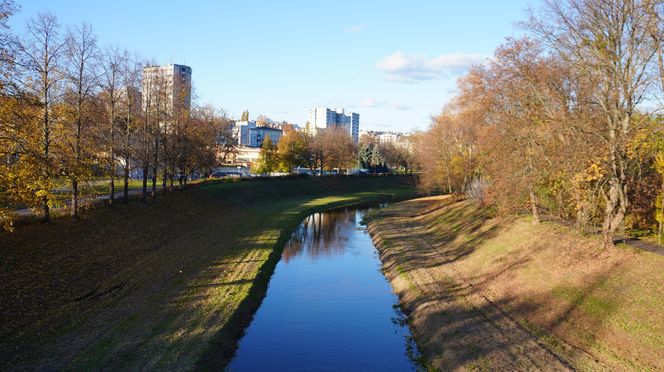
366 196 664 371
0 175 417 370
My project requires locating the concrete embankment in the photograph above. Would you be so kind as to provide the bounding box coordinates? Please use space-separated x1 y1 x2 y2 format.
367 196 664 371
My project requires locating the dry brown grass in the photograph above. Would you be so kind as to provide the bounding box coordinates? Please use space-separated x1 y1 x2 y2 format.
367 196 664 371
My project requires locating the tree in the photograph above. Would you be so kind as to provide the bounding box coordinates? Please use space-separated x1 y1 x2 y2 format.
529 0 662 246
62 23 98 218
119 55 141 203
256 114 271 127
0 0 17 89
14 13 67 221
240 109 249 121
358 143 373 170
99 46 126 205
324 127 357 173
278 126 307 172
254 135 278 174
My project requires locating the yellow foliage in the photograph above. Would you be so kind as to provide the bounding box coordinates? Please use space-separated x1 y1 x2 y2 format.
573 161 604 185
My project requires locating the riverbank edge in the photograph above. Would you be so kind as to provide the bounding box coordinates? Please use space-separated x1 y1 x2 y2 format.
365 198 450 372
364 196 576 371
196 191 421 370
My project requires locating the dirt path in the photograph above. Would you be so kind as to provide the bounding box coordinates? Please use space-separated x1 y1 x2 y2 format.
368 196 574 371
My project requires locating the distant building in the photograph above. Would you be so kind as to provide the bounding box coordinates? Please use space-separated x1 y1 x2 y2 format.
233 120 257 146
236 146 262 165
249 126 283 147
378 132 399 145
361 130 408 146
142 64 192 115
307 107 360 142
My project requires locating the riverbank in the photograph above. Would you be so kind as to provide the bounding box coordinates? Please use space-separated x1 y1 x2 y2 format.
0 176 416 370
366 196 664 371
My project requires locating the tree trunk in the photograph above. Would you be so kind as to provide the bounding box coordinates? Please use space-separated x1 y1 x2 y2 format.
110 174 115 205
601 176 626 248
141 166 148 201
109 132 115 205
42 89 50 222
42 195 50 222
71 178 79 219
72 114 82 219
601 125 628 249
529 187 541 225
123 163 129 203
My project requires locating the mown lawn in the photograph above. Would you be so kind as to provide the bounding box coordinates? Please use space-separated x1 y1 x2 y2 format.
0 175 417 370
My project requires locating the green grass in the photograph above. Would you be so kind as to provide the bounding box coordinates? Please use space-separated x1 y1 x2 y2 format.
368 198 664 370
0 175 417 370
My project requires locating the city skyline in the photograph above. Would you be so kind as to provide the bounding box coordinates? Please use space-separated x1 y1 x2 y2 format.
7 1 530 132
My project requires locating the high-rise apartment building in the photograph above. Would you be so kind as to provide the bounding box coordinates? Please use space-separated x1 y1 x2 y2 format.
306 107 360 142
142 64 192 115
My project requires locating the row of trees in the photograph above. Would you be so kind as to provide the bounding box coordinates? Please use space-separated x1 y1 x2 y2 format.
415 0 664 247
252 127 415 175
0 3 232 229
253 127 357 174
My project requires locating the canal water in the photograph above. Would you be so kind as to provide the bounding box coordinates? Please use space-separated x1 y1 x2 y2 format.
227 207 420 371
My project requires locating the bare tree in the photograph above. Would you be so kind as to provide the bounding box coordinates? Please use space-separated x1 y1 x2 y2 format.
99 46 126 205
528 0 661 247
63 22 99 218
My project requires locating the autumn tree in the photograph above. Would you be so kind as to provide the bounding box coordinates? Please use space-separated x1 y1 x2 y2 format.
322 127 356 173
529 0 662 246
254 135 278 174
278 126 307 172
14 13 67 221
62 23 98 218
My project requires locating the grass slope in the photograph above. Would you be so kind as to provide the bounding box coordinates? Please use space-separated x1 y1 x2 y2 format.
367 196 664 371
0 176 417 370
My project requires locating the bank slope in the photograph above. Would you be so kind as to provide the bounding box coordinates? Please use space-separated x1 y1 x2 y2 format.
367 196 664 371
0 176 416 370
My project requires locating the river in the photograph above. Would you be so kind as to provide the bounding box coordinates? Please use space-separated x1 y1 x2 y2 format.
227 207 421 371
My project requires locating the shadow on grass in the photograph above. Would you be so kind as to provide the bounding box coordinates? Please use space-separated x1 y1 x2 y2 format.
373 199 630 370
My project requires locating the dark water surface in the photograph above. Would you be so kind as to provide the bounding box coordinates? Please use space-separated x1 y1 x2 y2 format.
227 208 420 371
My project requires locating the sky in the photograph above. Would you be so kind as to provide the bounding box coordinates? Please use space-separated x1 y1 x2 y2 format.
8 0 533 132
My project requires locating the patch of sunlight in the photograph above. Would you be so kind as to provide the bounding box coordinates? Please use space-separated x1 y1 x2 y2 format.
550 284 619 320
301 195 353 207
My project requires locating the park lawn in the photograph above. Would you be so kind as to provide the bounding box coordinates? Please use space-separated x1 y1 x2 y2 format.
367 197 664 371
0 175 417 370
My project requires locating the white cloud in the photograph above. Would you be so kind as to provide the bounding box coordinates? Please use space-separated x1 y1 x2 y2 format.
361 98 410 111
344 24 367 33
376 52 487 82
361 98 386 108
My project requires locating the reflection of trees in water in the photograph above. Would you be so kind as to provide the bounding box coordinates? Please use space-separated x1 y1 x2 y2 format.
282 209 359 262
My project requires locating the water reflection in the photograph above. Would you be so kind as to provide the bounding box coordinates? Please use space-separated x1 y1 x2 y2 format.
228 207 421 371
283 209 356 262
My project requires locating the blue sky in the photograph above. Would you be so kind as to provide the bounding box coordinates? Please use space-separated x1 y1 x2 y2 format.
9 0 532 132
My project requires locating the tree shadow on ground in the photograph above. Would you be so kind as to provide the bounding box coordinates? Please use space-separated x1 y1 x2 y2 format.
375 200 631 370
